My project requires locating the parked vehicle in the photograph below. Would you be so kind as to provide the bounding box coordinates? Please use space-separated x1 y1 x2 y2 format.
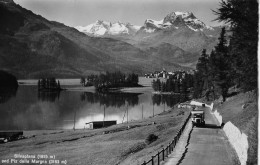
191 108 205 126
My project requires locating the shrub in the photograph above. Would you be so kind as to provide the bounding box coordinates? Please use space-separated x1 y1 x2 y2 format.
145 134 158 144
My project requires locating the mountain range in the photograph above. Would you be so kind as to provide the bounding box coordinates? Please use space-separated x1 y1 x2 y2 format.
0 0 222 78
76 11 214 36
76 11 222 53
76 21 141 36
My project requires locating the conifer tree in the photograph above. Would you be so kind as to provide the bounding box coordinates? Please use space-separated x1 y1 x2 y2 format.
214 0 258 91
209 27 231 101
193 49 210 98
197 49 210 91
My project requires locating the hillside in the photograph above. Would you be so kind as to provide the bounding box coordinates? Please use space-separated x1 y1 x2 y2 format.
0 0 110 78
0 0 222 78
212 90 258 165
76 11 223 70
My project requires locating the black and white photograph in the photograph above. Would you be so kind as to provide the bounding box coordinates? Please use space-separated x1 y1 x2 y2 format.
0 0 258 164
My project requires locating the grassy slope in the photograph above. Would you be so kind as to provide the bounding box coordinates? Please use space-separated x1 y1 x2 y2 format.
213 90 258 165
0 106 190 165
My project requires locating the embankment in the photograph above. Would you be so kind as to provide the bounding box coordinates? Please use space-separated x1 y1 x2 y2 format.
211 90 257 165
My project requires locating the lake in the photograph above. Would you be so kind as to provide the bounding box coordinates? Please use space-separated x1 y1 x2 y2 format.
0 78 186 130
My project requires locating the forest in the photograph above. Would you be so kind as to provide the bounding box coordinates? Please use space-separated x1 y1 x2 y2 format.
193 0 258 101
152 0 258 102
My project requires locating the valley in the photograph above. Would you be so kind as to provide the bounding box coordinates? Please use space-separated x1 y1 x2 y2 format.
0 0 222 78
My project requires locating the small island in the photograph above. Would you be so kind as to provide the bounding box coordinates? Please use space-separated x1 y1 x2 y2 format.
38 78 62 91
80 71 141 92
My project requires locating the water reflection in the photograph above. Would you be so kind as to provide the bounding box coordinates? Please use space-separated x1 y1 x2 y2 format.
0 86 18 104
0 85 188 130
152 94 188 107
38 91 60 102
80 92 140 107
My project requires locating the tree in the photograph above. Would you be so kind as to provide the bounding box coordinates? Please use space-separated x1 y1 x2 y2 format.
174 80 180 93
80 77 86 86
208 50 217 99
197 49 210 91
193 72 203 98
57 80 61 89
180 79 188 97
209 27 231 102
214 0 258 91
193 49 210 99
161 82 166 92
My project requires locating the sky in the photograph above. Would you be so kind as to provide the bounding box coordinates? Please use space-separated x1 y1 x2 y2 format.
14 0 222 27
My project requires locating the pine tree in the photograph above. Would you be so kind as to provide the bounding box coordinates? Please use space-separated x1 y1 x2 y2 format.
57 80 60 89
197 49 210 91
214 0 258 91
193 72 203 98
80 77 85 87
161 82 166 92
174 80 180 93
208 50 218 99
193 49 210 99
209 27 231 102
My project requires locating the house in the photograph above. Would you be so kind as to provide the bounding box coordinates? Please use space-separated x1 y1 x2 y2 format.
85 121 117 129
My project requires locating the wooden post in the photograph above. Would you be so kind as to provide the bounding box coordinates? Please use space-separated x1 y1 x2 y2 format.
158 151 160 165
127 103 128 124
153 104 154 117
103 105 106 127
162 148 165 161
142 104 144 119
73 110 76 131
166 146 168 156
151 156 154 165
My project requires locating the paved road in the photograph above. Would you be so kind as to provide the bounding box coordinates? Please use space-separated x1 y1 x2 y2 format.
164 106 236 165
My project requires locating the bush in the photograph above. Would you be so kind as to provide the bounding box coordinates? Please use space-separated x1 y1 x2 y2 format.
145 134 158 144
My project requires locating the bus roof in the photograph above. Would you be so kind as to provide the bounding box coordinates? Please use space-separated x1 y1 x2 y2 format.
191 111 204 114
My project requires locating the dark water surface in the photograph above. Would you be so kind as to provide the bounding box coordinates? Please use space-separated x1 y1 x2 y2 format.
0 83 185 130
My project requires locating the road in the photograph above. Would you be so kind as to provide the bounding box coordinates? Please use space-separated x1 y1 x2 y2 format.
164 106 237 165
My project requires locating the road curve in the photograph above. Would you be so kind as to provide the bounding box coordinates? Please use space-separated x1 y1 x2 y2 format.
164 106 237 165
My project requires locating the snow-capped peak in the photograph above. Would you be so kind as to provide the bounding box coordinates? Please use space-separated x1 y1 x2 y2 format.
143 11 213 32
75 21 141 36
75 11 214 36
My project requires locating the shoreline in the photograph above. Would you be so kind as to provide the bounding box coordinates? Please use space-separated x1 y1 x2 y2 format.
152 91 181 95
0 104 191 165
18 80 154 94
15 102 178 135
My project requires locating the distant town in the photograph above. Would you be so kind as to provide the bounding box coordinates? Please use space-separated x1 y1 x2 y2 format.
144 69 195 79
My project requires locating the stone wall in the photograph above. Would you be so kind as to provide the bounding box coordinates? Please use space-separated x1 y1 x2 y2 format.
212 109 222 126
210 103 248 165
223 122 248 165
